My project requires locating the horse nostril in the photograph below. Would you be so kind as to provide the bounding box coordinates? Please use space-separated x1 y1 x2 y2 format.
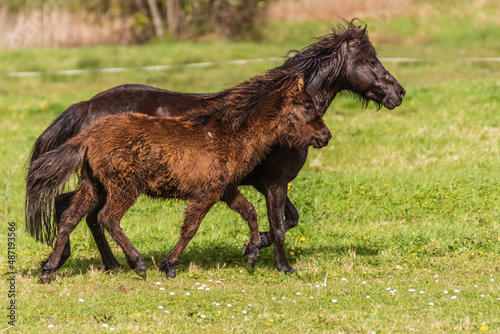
400 88 406 99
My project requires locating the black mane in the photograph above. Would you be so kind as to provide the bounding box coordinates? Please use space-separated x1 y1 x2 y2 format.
272 19 376 102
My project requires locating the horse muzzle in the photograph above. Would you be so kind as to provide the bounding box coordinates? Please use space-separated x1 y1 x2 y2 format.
312 128 332 149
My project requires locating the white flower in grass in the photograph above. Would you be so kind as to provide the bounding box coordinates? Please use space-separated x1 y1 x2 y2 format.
159 306 164 309
451 295 457 299
272 297 276 300
206 288 210 291
366 296 370 299
78 298 85 302
362 281 366 284
248 304 252 307
420 291 425 294
434 275 439 278
474 284 478 288
454 289 459 293
429 302 434 306
332 299 337 303
48 325 54 328
102 324 109 328
242 310 247 314
170 292 175 295
491 278 495 282
386 287 391 291
200 314 206 318
110 328 115 331
481 294 485 298
156 282 162 285
165 311 170 314
409 289 415 292
310 296 314 299
296 292 301 296
209 279 213 282
185 292 190 296
159 287 165 291
342 278 347 281
241 290 246 293
293 300 297 304
444 291 448 294
282 297 286 300
227 304 232 307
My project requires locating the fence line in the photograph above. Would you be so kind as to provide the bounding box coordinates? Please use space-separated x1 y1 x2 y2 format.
4 57 500 78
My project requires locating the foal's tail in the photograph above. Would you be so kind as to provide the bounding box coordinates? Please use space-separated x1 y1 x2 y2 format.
25 135 88 245
28 101 89 166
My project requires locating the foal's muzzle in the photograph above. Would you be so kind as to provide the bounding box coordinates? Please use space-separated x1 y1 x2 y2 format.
312 128 332 149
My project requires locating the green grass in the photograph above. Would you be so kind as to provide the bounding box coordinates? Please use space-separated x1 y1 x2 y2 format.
2 7 500 333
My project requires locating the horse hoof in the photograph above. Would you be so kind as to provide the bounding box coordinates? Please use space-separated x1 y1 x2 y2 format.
277 265 298 274
135 269 147 280
248 255 258 268
165 269 176 278
39 271 53 284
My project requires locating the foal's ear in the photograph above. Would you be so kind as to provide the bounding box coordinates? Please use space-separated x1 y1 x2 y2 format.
362 24 368 33
287 75 305 98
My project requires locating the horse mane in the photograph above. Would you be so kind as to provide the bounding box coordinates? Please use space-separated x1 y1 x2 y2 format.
183 70 301 130
272 19 377 107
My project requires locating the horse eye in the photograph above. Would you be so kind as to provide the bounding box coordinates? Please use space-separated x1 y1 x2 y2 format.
368 59 377 66
304 103 313 111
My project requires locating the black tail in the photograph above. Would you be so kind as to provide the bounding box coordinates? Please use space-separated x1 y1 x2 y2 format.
28 101 89 166
25 135 87 245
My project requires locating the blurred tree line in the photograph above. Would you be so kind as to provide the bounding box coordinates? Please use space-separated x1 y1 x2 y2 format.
4 0 269 41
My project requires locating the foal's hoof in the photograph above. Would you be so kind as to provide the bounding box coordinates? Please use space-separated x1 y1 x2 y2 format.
277 265 298 275
39 271 53 284
134 269 147 280
104 260 124 272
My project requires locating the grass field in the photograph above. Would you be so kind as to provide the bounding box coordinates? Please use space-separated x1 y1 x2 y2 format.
1 4 500 333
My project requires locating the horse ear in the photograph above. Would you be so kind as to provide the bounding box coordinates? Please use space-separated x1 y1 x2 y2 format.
288 74 304 98
362 24 368 33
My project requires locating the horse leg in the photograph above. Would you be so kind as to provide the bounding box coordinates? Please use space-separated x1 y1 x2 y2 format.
97 197 146 280
53 192 74 270
40 180 99 283
160 198 215 278
265 184 296 273
85 204 122 271
222 187 261 267
258 196 299 249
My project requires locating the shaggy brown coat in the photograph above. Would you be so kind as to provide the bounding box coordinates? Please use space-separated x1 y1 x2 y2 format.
27 71 331 282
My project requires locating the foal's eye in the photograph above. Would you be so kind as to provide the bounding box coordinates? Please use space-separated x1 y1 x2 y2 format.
304 103 313 111
368 59 377 66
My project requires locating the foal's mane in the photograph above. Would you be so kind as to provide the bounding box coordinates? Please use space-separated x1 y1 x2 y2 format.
272 19 376 93
184 70 301 130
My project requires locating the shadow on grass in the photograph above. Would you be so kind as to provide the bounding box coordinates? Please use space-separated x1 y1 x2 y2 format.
22 240 380 280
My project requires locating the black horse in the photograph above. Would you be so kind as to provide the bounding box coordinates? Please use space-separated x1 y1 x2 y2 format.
26 20 405 274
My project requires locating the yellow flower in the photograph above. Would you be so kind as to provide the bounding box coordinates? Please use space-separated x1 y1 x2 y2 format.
22 103 29 110
290 251 295 256
39 100 49 111
480 326 489 331
135 312 141 316
300 237 305 242
8 105 18 112
20 114 25 120
269 319 274 323
411 253 416 257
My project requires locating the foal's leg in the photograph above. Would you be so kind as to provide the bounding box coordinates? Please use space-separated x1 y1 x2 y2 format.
86 204 122 271
160 198 216 278
222 187 261 266
97 197 146 279
40 180 99 283
53 192 73 270
54 192 121 271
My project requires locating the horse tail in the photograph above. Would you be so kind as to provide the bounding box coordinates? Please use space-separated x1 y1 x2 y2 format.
25 134 88 245
28 101 89 166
